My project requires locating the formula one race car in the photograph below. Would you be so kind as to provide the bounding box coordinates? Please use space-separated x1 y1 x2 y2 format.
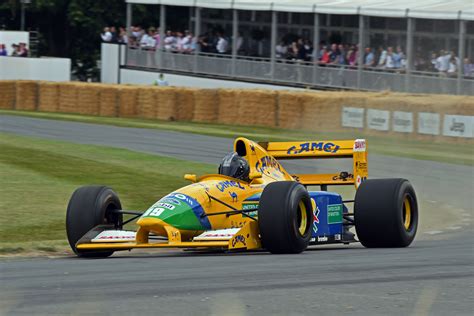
66 137 418 257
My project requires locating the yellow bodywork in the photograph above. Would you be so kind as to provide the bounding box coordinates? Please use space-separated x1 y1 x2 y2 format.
76 137 368 252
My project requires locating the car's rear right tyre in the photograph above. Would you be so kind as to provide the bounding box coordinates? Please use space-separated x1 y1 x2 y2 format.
354 178 418 247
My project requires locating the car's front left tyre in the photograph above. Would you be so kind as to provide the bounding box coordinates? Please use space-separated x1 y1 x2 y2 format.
66 186 123 258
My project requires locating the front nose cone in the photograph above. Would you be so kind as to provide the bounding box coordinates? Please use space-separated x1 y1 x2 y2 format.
138 193 211 232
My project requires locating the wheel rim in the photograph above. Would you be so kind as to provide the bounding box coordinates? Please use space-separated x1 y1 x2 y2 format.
297 201 308 236
403 196 412 231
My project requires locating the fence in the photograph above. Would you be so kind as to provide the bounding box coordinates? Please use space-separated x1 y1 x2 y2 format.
125 48 474 96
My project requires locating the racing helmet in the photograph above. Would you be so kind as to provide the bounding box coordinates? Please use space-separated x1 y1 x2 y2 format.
218 152 250 182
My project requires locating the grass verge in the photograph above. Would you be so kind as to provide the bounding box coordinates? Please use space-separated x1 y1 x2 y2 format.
1 109 472 166
0 132 214 255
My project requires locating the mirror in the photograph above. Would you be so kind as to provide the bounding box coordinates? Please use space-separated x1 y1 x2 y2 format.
249 171 262 180
184 174 197 183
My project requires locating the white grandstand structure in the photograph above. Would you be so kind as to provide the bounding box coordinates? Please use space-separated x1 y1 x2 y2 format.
122 0 474 95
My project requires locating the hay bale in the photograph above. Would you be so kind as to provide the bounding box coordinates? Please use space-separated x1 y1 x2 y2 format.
15 81 38 111
136 87 157 119
58 82 78 113
118 86 138 117
216 89 239 124
277 91 305 129
0 80 16 109
235 90 277 127
192 89 218 123
175 88 196 121
155 87 177 121
299 92 343 132
38 82 59 112
76 83 101 115
99 85 119 117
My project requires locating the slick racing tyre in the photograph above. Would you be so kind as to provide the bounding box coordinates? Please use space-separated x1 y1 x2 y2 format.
66 186 123 258
258 181 313 254
354 178 418 248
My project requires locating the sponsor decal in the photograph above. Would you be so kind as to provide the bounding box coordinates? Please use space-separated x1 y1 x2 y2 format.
355 161 367 173
353 139 366 152
393 111 414 133
334 234 341 241
229 191 238 202
255 155 282 173
355 175 367 188
157 202 175 210
367 109 390 131
313 206 320 233
342 107 365 128
443 115 474 138
216 180 245 192
332 172 353 181
317 236 328 242
242 202 258 210
310 237 316 242
287 142 340 155
418 112 440 135
143 207 166 217
232 234 246 247
327 204 343 224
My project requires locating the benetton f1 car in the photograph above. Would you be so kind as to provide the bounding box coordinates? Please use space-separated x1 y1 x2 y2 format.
66 137 418 257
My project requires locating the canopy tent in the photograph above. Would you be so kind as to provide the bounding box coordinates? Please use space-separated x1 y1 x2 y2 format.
126 0 474 21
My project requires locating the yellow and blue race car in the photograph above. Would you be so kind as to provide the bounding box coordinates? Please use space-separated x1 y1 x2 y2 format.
66 137 418 257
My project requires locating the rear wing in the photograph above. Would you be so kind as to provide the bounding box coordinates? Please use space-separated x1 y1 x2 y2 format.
258 139 368 188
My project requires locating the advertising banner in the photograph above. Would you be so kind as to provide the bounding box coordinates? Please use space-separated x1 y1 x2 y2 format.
393 111 413 133
443 115 474 138
342 107 364 128
418 112 440 135
367 109 390 131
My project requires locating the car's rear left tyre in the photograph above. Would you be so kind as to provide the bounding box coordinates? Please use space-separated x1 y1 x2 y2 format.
354 178 418 248
258 181 313 254
66 186 123 258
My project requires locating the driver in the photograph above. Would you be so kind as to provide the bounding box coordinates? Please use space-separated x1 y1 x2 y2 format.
218 152 250 182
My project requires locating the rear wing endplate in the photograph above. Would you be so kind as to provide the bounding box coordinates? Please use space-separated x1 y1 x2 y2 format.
259 139 368 188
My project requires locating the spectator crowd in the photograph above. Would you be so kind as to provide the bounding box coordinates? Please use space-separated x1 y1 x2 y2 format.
0 42 29 57
101 25 474 78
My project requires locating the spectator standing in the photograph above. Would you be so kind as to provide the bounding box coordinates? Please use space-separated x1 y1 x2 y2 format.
11 44 19 56
275 40 287 59
0 44 7 56
110 26 118 43
385 47 395 69
394 46 405 69
198 34 211 53
364 47 375 67
140 28 157 49
377 46 387 67
216 33 228 54
18 43 28 57
430 52 438 71
118 27 128 44
447 55 457 76
463 58 474 77
347 45 357 66
164 30 176 51
319 46 330 64
329 43 340 64
101 27 112 42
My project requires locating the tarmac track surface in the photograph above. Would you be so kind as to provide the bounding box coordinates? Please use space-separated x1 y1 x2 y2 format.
0 115 473 315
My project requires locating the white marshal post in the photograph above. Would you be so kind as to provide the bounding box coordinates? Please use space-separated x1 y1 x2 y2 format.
232 8 239 77
457 18 466 95
312 6 320 85
270 8 277 80
159 4 166 69
405 14 414 93
357 10 365 89
194 6 201 73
